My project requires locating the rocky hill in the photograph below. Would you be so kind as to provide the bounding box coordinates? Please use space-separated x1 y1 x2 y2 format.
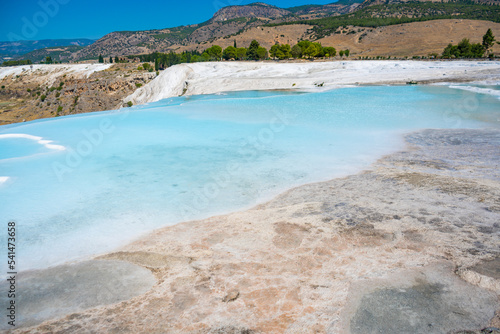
0 63 155 125
211 2 291 21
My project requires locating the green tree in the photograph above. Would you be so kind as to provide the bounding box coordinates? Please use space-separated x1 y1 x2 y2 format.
297 40 312 54
482 28 496 55
223 46 237 60
206 45 223 60
155 58 159 71
234 40 237 48
109 56 113 63
279 44 291 59
339 50 345 57
236 47 247 60
304 44 320 58
313 43 324 57
471 43 485 58
458 38 473 58
323 47 336 58
291 44 302 58
442 43 455 58
344 49 350 57
202 52 211 61
247 40 261 60
98 54 104 63
115 56 119 63
270 44 280 59
256 47 268 60
45 56 52 64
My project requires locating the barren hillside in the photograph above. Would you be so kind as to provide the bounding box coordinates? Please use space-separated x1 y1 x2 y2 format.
317 19 500 57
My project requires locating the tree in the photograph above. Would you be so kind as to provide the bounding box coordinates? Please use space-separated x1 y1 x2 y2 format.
442 43 457 58
109 56 113 63
458 38 473 58
256 47 268 60
206 45 222 60
223 46 237 60
115 56 119 63
247 40 261 60
234 40 237 48
98 54 104 63
482 28 496 55
45 56 52 64
202 52 210 61
442 39 484 59
297 40 312 54
280 44 291 59
270 44 280 59
313 43 324 57
344 49 350 57
323 47 336 58
155 58 159 71
339 50 344 57
304 44 320 58
236 47 247 60
291 44 302 59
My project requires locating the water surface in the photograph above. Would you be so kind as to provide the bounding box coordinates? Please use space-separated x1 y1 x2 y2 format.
1 85 499 272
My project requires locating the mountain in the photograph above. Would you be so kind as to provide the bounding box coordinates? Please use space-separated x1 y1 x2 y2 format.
287 0 364 18
10 0 500 62
0 39 94 61
69 2 363 60
211 2 291 21
16 45 87 63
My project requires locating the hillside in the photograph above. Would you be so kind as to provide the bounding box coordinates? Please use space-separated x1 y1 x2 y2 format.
67 1 367 60
9 0 500 62
272 1 500 39
17 45 86 63
316 19 500 57
0 39 94 61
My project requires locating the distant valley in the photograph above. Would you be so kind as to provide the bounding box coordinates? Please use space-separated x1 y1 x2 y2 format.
0 39 94 62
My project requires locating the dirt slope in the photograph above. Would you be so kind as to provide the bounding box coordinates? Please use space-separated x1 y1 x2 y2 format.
317 19 500 57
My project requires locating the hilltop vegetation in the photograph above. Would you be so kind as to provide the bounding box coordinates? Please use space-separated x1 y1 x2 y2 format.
270 2 500 38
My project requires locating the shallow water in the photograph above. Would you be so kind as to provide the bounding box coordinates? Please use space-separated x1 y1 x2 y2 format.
0 85 499 272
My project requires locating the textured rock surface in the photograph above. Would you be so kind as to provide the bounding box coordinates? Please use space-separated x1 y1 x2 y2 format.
0 260 156 330
10 129 500 333
0 63 155 125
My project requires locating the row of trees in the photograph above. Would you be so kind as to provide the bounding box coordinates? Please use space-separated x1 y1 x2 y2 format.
442 28 497 59
132 40 346 70
1 59 32 66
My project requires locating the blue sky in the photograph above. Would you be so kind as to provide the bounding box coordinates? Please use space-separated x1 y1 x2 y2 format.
0 0 336 42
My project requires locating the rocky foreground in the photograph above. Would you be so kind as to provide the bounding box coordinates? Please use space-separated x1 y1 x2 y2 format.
0 63 155 125
8 128 500 334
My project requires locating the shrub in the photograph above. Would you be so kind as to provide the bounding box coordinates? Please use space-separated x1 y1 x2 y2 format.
135 83 142 88
127 101 133 107
40 94 46 102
